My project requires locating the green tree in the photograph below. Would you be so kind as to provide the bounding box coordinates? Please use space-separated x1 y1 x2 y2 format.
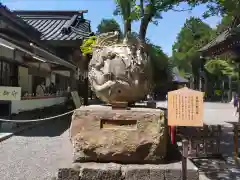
203 0 240 18
147 43 173 95
205 59 234 77
149 44 172 82
96 18 122 34
215 15 234 34
172 17 214 74
204 59 234 100
114 0 205 41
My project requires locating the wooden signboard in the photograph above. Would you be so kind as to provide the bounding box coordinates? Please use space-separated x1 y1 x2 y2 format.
168 87 203 127
0 86 21 101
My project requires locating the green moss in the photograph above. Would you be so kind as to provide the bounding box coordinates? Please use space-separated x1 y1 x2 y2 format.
80 36 97 56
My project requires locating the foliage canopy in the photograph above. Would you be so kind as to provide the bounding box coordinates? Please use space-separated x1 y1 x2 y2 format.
204 59 234 77
80 36 96 56
172 17 214 75
96 18 122 34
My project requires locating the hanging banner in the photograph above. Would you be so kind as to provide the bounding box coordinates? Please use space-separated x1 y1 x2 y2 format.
168 87 204 127
0 86 21 101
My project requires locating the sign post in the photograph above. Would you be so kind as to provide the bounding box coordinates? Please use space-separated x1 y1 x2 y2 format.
167 87 204 180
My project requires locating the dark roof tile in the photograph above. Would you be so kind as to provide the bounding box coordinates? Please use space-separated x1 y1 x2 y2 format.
14 10 88 17
199 30 230 52
14 12 91 41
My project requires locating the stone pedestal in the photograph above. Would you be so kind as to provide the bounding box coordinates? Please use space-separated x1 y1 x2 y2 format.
70 105 167 164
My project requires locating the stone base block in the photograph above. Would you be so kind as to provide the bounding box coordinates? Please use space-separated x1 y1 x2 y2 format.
57 168 80 180
56 161 199 180
76 163 121 180
146 101 157 108
70 105 167 164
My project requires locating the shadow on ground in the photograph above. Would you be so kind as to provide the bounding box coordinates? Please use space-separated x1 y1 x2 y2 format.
6 105 73 137
18 114 72 137
190 126 240 179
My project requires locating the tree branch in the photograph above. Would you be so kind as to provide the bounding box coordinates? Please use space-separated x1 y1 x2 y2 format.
140 0 144 17
139 0 155 41
171 7 193 12
124 0 131 37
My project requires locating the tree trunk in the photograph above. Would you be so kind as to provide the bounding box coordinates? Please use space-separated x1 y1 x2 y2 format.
139 15 152 41
124 20 131 37
140 0 144 16
228 76 232 102
123 0 131 37
199 75 202 91
221 79 224 102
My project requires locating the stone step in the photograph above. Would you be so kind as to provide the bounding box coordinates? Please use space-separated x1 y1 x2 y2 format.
56 161 199 180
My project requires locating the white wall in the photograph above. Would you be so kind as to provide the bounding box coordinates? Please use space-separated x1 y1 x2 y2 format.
46 76 51 87
0 46 14 59
51 73 56 84
0 40 24 64
28 62 51 72
18 66 29 92
28 75 32 94
11 97 66 114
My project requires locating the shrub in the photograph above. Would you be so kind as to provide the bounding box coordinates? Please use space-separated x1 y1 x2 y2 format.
80 36 97 56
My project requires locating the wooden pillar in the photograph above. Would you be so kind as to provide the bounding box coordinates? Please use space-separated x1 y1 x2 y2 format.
234 124 239 158
228 76 232 102
182 139 188 180
238 63 240 122
83 71 88 106
70 70 77 91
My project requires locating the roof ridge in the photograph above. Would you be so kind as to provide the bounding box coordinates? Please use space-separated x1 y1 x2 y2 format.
13 10 88 16
17 15 71 20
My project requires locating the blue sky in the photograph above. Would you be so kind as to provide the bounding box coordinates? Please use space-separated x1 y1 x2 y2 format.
1 0 221 56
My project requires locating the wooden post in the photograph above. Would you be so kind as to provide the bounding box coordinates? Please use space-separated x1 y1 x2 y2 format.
171 126 176 144
234 124 239 158
70 70 77 91
238 63 240 122
83 74 88 106
182 139 188 180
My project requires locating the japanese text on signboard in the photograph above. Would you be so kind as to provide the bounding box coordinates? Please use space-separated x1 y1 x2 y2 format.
0 86 21 101
167 87 203 127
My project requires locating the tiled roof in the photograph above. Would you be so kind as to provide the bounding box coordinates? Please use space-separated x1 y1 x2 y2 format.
14 10 91 40
199 16 240 53
171 67 188 83
199 30 231 52
172 75 188 83
0 4 41 38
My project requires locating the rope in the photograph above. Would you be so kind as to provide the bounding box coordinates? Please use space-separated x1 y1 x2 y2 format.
0 110 75 123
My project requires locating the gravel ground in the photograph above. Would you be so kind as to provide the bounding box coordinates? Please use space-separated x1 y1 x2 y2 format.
0 115 73 180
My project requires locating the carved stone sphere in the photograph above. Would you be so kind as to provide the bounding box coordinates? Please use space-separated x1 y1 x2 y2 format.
88 44 152 103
